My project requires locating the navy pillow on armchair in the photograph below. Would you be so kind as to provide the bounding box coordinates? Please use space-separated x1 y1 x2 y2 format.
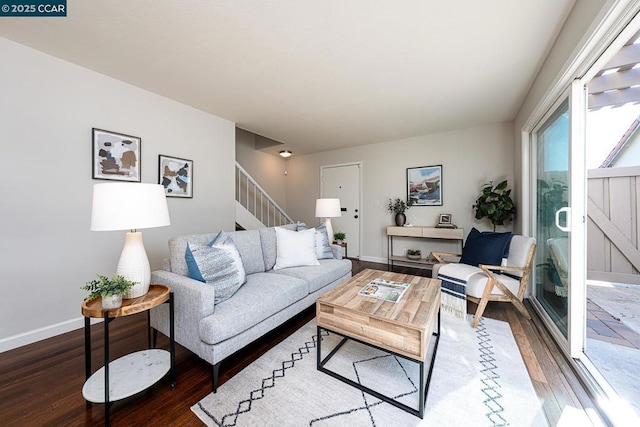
460 227 513 267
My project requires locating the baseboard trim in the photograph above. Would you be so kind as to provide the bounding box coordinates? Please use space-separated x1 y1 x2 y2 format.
0 316 101 353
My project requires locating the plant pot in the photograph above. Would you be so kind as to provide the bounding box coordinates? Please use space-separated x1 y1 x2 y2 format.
395 213 406 226
102 295 123 310
407 254 421 260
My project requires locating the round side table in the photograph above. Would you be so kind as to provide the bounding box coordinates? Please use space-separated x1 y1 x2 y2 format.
81 284 175 425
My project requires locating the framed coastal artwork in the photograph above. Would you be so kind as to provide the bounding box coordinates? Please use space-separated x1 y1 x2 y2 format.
407 164 443 206
92 128 141 182
159 154 193 198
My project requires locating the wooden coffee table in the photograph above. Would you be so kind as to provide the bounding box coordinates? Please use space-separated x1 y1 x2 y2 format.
316 269 441 418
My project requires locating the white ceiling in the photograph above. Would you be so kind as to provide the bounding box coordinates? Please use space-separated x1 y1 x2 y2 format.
0 0 575 156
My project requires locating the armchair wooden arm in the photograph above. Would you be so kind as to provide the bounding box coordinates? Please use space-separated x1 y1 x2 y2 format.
431 251 461 263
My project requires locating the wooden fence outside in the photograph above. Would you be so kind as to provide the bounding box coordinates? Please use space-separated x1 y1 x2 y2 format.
587 165 640 285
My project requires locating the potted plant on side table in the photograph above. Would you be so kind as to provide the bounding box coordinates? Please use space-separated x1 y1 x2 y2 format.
333 231 346 244
81 274 137 310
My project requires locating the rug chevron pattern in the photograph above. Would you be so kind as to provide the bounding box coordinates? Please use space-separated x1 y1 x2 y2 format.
193 315 547 426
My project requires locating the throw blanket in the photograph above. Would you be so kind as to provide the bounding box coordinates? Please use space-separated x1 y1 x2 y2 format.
438 263 481 320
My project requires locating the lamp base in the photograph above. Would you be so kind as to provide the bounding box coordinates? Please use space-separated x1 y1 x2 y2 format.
117 231 151 299
323 218 334 245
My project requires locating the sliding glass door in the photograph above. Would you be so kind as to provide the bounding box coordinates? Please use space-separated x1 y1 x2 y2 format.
532 98 571 338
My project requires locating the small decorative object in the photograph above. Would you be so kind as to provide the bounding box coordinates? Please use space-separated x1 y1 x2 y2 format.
436 213 457 228
333 231 346 243
407 165 443 206
159 155 193 198
81 274 137 309
387 197 415 226
425 252 438 263
406 249 422 260
472 180 516 231
92 128 141 182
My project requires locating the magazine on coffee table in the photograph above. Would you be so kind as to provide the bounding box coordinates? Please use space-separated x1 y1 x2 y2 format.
358 278 410 303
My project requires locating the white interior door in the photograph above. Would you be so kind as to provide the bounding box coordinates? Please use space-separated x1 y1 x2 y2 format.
321 163 361 258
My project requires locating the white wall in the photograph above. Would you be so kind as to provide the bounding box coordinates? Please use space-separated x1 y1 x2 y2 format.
0 38 236 351
286 122 515 262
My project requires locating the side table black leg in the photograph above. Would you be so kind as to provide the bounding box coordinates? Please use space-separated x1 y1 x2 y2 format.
104 313 110 426
147 310 151 349
84 317 91 381
169 292 176 389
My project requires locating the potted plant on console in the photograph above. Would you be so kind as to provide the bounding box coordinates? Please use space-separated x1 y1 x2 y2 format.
333 231 346 244
387 197 415 226
81 274 137 310
406 249 422 260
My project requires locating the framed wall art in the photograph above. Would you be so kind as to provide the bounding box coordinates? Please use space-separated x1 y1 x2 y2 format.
92 128 141 182
438 214 452 225
159 154 193 198
407 164 443 206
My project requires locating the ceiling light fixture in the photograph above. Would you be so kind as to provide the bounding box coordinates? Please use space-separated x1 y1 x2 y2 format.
279 150 292 158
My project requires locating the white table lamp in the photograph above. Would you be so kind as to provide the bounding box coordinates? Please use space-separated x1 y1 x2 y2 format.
91 183 171 298
315 198 341 243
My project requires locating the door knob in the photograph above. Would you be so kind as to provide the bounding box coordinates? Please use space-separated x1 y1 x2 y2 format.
354 215 359 219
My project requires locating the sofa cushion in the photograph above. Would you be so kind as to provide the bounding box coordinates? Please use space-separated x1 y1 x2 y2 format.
198 272 309 345
258 227 278 271
274 227 319 270
268 258 352 293
228 229 265 274
186 235 246 304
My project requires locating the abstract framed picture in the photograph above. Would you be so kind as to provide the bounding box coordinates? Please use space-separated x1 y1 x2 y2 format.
407 164 443 206
92 128 141 182
159 155 193 198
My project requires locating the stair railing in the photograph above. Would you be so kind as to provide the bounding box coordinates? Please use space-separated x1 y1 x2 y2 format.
235 162 293 227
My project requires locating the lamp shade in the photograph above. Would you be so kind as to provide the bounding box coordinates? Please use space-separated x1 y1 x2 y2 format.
315 198 341 218
91 183 170 231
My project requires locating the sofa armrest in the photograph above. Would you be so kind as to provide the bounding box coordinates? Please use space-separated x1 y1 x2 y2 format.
150 270 216 346
330 244 343 260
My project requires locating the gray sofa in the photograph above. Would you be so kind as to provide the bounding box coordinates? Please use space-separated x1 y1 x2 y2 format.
150 224 352 391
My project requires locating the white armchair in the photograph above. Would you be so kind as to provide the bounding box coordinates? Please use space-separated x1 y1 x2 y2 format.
432 235 536 328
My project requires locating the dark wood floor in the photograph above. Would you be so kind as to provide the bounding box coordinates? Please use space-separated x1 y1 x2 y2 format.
0 260 602 426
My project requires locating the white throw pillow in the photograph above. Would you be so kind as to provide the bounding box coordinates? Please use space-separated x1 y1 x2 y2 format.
274 227 320 270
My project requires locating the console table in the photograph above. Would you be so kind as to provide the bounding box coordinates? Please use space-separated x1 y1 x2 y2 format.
82 284 175 425
387 226 464 270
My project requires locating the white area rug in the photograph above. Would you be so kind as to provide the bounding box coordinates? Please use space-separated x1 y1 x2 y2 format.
193 315 546 426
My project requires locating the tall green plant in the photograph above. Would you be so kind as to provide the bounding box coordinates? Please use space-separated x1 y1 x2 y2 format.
472 180 516 231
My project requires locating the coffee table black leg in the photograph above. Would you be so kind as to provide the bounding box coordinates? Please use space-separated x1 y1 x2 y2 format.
317 309 440 419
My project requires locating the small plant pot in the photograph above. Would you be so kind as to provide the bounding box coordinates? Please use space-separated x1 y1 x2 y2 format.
102 295 123 310
407 254 421 260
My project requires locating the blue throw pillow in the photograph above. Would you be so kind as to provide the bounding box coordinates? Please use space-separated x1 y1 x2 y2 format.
185 232 247 304
460 227 513 267
186 232 222 281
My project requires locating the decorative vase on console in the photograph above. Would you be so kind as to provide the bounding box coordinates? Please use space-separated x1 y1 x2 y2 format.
387 197 414 227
